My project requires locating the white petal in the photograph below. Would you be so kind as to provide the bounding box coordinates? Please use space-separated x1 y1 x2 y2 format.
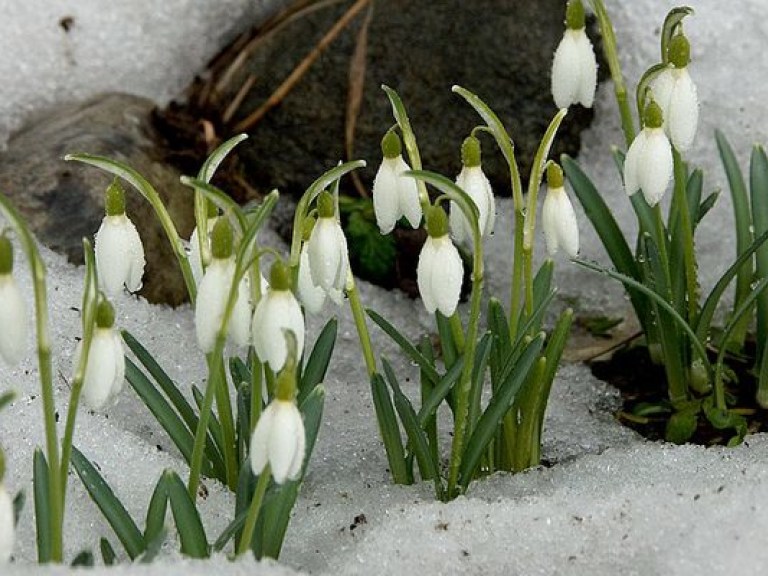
267 401 305 484
95 215 145 296
623 132 644 197
308 218 349 293
81 328 124 410
639 128 673 206
0 275 27 366
547 187 579 258
668 69 699 152
417 235 462 316
249 402 277 476
195 260 230 353
0 484 14 564
552 31 581 109
252 290 305 372
372 158 401 234
394 156 422 229
573 30 598 107
297 245 327 314
230 275 252 348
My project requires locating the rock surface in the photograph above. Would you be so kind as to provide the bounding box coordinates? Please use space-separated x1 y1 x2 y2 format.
0 93 194 305
190 0 599 197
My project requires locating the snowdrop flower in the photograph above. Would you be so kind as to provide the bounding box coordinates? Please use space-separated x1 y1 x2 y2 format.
308 191 349 296
0 480 13 564
188 201 219 285
94 179 145 297
450 136 496 249
542 163 579 257
372 130 422 234
551 0 597 109
650 32 699 152
252 261 305 372
624 99 673 207
250 398 305 484
0 235 27 366
297 240 330 314
418 206 463 316
78 298 125 410
195 218 251 353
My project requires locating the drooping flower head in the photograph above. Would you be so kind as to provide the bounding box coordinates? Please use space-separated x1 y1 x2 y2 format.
250 331 305 484
297 216 336 314
417 205 463 316
624 98 673 207
94 179 146 297
307 190 349 297
252 260 305 372
195 217 251 353
0 234 27 366
450 135 496 250
372 130 422 234
651 31 699 152
551 0 598 109
79 296 126 411
542 162 579 258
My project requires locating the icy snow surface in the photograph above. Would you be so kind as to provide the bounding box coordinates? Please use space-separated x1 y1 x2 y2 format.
3 0 768 574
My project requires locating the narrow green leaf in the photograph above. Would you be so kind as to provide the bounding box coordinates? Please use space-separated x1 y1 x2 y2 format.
435 311 458 370
165 470 209 558
467 333 493 432
299 318 337 402
367 309 440 383
139 527 167 564
382 359 442 493
33 449 51 563
100 538 116 566
417 358 464 425
144 474 169 545
180 177 247 232
370 373 410 484
696 191 720 224
71 446 146 560
213 508 247 553
687 169 705 227
459 334 545 490
487 298 511 387
750 145 768 359
198 134 248 183
71 550 94 567
191 384 226 466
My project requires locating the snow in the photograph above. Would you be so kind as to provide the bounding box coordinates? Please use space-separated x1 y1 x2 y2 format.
3 0 768 574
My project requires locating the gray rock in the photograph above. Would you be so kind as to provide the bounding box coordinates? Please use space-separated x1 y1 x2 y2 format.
205 0 599 196
0 93 195 305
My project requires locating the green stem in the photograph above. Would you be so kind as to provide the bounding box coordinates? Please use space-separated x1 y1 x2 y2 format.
250 354 263 432
236 465 271 557
448 312 466 354
512 357 547 471
591 0 636 146
672 149 698 324
347 275 377 377
213 357 238 490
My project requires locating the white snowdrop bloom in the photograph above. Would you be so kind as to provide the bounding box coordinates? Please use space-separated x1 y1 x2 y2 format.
650 33 698 152
252 262 305 372
95 180 145 297
297 243 327 314
77 299 125 411
0 237 27 366
418 206 463 316
250 399 305 484
624 101 673 207
551 0 597 109
195 258 251 353
372 131 422 234
542 164 579 258
450 136 496 249
308 191 349 295
0 483 13 564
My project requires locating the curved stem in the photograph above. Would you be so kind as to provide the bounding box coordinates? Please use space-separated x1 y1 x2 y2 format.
347 273 377 377
236 465 271 557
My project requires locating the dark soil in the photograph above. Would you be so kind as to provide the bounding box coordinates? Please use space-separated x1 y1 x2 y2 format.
590 343 768 445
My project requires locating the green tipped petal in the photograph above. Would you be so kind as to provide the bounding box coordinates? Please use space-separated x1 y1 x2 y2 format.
381 130 402 159
95 296 116 329
565 0 586 29
668 33 691 68
547 162 565 189
425 205 449 238
269 260 292 291
104 178 126 216
0 235 12 275
461 136 482 168
210 217 233 260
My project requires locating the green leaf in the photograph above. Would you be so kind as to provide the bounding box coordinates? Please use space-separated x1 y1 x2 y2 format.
370 373 410 484
696 191 719 224
144 474 169 545
71 549 94 567
382 359 442 496
100 538 117 566
33 449 51 563
165 470 209 558
346 209 397 283
417 357 464 426
367 309 440 383
751 145 768 359
665 409 698 444
435 311 459 370
467 333 493 432
198 134 248 183
299 318 337 403
180 177 247 232
71 447 146 560
459 334 544 490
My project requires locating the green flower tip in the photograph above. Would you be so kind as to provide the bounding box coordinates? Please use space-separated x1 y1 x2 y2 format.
275 330 298 400
565 0 586 29
104 178 126 216
643 99 664 129
547 162 564 188
211 217 234 260
0 235 13 275
425 204 449 238
317 190 335 219
205 199 219 219
381 130 402 159
668 32 691 68
269 260 292 291
461 135 482 168
95 296 116 329
301 215 316 242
